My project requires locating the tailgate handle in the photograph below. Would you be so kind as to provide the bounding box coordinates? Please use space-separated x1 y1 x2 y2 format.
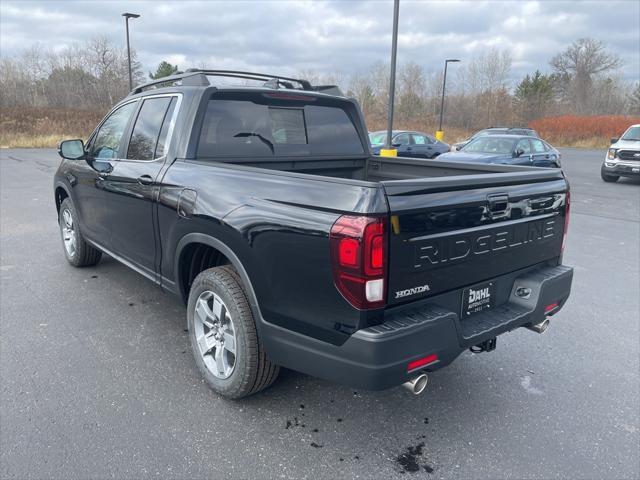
487 194 509 213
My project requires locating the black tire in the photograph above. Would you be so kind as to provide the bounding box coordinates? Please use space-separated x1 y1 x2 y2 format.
601 167 619 183
187 265 279 399
58 198 102 267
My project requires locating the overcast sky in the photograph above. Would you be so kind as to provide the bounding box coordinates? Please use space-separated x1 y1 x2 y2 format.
1 0 638 84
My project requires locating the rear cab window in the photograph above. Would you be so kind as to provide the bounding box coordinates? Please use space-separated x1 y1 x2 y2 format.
196 92 364 158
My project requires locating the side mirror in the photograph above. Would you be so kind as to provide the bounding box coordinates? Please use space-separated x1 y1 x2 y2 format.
514 148 525 158
58 139 85 160
610 137 619 145
392 142 401 147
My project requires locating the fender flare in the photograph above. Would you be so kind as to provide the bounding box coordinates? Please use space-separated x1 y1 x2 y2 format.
53 181 72 214
174 232 265 330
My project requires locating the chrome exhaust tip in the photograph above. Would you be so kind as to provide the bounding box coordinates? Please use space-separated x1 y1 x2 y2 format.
526 318 550 334
402 373 429 395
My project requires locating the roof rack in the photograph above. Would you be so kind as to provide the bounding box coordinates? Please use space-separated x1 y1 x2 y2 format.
130 69 344 96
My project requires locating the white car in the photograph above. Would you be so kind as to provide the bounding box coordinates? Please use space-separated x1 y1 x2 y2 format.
601 124 640 182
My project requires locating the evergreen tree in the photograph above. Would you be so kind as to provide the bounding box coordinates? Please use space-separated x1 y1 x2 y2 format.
149 61 180 80
514 70 554 121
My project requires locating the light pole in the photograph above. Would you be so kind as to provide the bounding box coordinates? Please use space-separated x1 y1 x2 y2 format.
436 58 460 141
122 12 140 91
381 0 400 158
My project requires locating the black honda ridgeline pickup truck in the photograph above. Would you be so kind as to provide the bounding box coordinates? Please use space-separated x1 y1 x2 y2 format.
54 70 573 398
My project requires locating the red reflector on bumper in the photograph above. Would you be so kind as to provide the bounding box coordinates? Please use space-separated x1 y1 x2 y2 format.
544 302 559 313
408 354 438 372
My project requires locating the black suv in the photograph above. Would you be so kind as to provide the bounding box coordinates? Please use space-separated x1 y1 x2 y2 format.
55 70 572 398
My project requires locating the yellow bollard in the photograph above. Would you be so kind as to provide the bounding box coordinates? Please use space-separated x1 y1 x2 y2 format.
435 130 444 141
379 148 398 157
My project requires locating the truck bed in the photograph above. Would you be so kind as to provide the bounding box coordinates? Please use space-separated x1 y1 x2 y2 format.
214 154 558 183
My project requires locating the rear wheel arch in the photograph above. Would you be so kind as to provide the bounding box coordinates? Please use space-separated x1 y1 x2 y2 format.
175 233 264 329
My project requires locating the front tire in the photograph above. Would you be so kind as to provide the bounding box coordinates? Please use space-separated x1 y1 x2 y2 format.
58 198 102 267
187 266 279 399
601 167 619 183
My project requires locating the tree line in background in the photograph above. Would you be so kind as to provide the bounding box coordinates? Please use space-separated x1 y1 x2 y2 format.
1 36 638 135
0 36 144 110
339 38 639 132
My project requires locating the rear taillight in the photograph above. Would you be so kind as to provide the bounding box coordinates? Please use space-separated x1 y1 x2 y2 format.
330 216 387 309
561 190 570 253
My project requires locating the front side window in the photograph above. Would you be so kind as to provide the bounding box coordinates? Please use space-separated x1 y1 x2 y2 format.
531 139 546 153
127 97 175 160
515 138 532 154
197 94 364 157
91 102 137 159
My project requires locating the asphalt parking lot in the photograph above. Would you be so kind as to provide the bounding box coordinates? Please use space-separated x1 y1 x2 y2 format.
1 148 638 479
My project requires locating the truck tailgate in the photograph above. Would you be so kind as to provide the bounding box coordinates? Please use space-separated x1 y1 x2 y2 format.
382 170 569 306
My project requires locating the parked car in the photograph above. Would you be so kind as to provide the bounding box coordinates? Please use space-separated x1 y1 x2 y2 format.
601 124 640 182
369 130 450 158
438 134 561 168
54 70 572 398
452 127 539 151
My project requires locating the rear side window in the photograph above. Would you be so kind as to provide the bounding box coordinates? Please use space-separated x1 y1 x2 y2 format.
197 95 364 157
394 133 411 146
154 98 178 158
127 96 175 161
412 134 432 145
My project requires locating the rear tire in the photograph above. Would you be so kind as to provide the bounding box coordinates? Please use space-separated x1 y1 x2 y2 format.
601 167 619 182
58 198 102 267
187 265 279 399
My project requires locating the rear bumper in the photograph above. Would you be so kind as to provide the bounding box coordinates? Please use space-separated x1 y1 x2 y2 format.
262 264 573 390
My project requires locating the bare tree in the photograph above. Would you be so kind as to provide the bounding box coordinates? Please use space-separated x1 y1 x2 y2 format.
550 38 622 113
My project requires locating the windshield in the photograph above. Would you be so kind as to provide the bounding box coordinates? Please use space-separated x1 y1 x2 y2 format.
621 126 640 141
462 136 515 154
369 132 387 145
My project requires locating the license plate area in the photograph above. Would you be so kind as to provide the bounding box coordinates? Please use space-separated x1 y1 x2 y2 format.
461 281 496 318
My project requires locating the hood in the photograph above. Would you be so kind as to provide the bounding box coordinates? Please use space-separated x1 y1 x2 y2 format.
437 151 508 163
613 139 640 150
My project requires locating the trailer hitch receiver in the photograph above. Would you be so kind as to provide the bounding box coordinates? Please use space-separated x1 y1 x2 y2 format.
469 337 497 353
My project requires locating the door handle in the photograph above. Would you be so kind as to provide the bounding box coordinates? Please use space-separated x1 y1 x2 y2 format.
137 175 154 185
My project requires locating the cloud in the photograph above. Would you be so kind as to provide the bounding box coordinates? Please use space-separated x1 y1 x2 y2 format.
1 0 638 83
